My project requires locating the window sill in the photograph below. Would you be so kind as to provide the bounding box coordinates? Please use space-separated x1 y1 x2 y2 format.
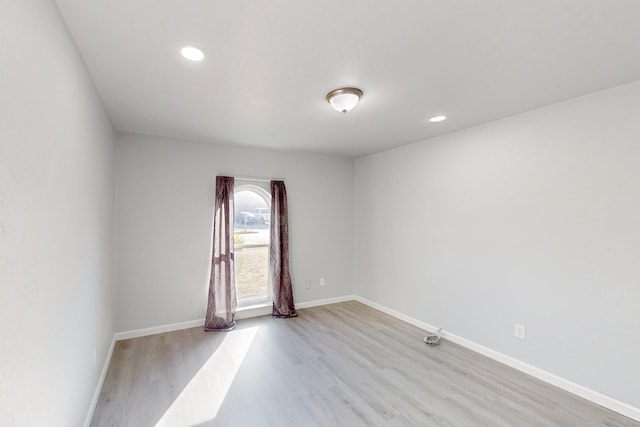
237 300 272 320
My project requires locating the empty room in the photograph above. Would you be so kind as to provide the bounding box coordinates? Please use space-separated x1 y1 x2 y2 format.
2 0 640 426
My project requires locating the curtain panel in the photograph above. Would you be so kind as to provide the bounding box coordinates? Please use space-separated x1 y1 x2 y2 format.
270 180 297 318
204 176 237 331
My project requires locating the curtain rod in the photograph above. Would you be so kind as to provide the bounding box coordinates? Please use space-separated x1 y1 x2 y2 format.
233 176 281 183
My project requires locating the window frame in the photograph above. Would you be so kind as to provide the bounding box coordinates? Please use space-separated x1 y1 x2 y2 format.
233 182 272 308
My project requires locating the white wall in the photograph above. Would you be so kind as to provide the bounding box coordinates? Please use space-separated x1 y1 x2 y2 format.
355 81 640 408
0 0 115 425
115 132 354 331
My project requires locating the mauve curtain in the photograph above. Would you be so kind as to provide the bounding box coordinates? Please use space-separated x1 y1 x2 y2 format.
204 176 237 331
270 180 298 318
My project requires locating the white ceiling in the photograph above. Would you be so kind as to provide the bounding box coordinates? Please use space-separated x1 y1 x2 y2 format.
55 0 640 157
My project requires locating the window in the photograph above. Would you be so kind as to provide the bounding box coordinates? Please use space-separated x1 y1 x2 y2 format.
233 184 270 305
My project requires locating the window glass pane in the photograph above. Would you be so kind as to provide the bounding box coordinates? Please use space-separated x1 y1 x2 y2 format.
234 188 270 302
234 245 269 301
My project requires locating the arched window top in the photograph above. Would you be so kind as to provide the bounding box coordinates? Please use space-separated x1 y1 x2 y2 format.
234 183 270 209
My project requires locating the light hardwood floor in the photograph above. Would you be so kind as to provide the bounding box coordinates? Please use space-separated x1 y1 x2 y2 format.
92 301 638 426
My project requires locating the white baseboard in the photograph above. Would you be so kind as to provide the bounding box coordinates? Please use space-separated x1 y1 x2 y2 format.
353 296 640 422
112 295 358 342
83 336 116 427
353 295 440 333
296 294 356 309
114 318 204 341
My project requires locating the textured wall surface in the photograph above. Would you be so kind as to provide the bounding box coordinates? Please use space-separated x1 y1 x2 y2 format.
0 1 115 425
114 132 354 331
355 81 640 408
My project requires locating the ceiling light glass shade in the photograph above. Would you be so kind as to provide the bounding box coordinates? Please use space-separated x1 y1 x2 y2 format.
326 88 363 113
180 46 204 61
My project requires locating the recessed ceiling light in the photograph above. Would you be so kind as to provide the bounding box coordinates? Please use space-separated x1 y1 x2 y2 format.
180 46 204 61
429 115 447 123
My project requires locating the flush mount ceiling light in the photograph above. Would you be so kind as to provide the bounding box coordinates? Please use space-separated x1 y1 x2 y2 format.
180 46 204 61
429 115 447 123
326 87 363 113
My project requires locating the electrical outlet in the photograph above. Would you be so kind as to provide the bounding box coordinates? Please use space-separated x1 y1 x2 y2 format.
305 280 311 289
93 347 97 367
319 278 325 287
514 323 526 340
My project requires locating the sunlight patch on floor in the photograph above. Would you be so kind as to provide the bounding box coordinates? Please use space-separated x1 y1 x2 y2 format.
155 326 259 426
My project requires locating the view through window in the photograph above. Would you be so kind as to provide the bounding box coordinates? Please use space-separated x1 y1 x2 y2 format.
234 186 270 303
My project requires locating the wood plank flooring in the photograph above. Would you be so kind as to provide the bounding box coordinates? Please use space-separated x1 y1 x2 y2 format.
91 301 639 426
